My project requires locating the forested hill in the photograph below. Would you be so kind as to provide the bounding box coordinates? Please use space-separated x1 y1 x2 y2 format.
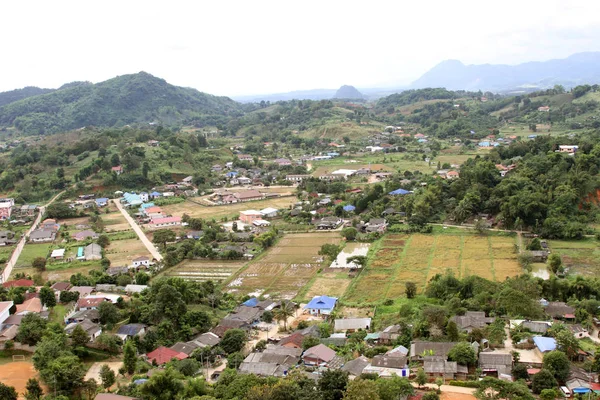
0 86 55 107
0 72 242 135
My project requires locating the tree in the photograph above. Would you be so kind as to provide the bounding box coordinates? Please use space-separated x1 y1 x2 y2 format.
540 389 558 400
319 244 342 261
422 393 440 400
40 354 86 394
32 257 46 272
98 301 119 325
405 282 417 299
97 234 110 248
377 375 414 400
261 310 273 323
176 358 200 376
302 336 320 350
475 377 534 400
435 377 444 391
24 378 43 400
274 301 295 331
123 340 137 375
220 329 246 354
116 274 132 286
99 364 116 389
140 368 185 400
227 352 245 370
446 320 459 341
447 342 476 366
95 334 121 355
153 229 176 249
532 369 557 394
81 378 98 400
319 369 349 400
416 368 427 388
341 227 358 241
70 324 89 347
39 286 56 308
542 351 570 382
554 330 579 360
16 313 47 345
343 379 379 400
512 363 529 381
547 254 562 274
135 271 150 285
0 383 17 400
346 255 366 269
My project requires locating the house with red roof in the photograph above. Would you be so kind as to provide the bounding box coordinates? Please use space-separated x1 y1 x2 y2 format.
146 346 188 365
148 216 181 229
77 297 107 311
2 279 34 288
111 165 123 175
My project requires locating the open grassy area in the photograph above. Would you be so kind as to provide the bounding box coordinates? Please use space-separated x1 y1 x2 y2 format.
226 232 341 299
342 231 521 306
160 196 297 220
547 238 600 276
16 243 53 268
105 238 152 266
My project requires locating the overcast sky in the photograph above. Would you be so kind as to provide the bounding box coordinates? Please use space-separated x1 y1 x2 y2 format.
2 0 600 97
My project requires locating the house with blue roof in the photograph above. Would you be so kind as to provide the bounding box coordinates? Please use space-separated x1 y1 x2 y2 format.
140 202 155 210
478 141 491 147
122 192 143 207
243 298 259 307
226 171 239 178
327 152 340 157
389 188 412 196
150 191 162 199
533 336 556 354
305 295 338 316
95 198 109 207
343 205 356 212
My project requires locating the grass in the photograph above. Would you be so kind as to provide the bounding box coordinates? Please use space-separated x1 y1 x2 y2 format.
158 259 248 283
50 304 70 325
16 243 53 268
105 238 151 266
547 238 600 276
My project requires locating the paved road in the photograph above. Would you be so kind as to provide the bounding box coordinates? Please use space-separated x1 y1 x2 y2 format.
2 191 65 283
113 199 163 262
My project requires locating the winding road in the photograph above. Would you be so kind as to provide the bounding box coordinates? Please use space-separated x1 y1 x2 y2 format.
113 199 163 262
2 190 66 283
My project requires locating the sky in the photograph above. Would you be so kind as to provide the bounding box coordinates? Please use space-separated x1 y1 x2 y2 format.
2 0 600 97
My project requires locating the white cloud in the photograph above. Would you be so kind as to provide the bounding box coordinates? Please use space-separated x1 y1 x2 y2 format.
1 0 600 96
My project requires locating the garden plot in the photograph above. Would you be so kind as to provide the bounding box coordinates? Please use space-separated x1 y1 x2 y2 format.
228 232 340 299
105 238 152 266
163 260 246 282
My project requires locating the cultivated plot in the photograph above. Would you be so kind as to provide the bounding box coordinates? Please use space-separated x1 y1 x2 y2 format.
160 197 297 220
162 259 247 283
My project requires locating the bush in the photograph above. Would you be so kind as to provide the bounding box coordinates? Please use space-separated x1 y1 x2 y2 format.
448 380 480 388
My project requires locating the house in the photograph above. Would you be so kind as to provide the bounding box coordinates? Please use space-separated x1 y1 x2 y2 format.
84 243 102 261
446 171 459 179
379 325 403 345
388 188 412 196
106 266 129 277
211 319 249 337
538 106 550 112
520 320 552 334
65 319 102 341
51 282 72 294
77 297 107 311
122 193 143 207
133 256 151 267
314 217 342 230
0 301 14 328
125 285 148 294
303 344 342 368
2 279 34 289
70 286 94 297
189 332 221 348
139 192 149 202
112 166 123 175
73 230 100 241
366 218 387 233
305 295 337 316
0 202 11 220
240 347 301 376
319 174 343 181
0 325 19 344
16 298 43 315
544 301 575 319
236 190 263 202
363 354 410 378
212 164 223 172
409 341 459 361
237 154 254 162
147 140 160 147
286 175 311 182
148 216 181 228
18 204 38 217
95 394 139 400
260 207 279 218
29 229 56 243
227 306 263 324
341 356 369 379
274 158 292 167
533 336 557 356
170 341 199 356
239 210 263 224
343 205 356 212
334 318 371 333
116 324 147 341
146 346 188 365
479 353 513 377
450 311 495 332
569 324 589 339
182 176 193 185
559 145 578 154
186 231 204 240
278 332 305 349
50 248 65 260
64 309 100 324
424 356 468 380
95 198 109 207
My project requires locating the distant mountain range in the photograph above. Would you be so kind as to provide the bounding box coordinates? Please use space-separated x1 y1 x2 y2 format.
0 72 240 134
334 85 364 100
411 52 600 91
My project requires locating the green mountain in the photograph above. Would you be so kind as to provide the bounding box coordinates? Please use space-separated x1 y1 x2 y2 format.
0 86 55 107
0 72 242 134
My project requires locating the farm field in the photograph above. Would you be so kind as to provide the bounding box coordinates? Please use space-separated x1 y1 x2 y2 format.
160 196 297 220
102 210 131 232
343 232 521 305
160 259 247 283
547 238 600 276
105 238 152 266
227 232 341 299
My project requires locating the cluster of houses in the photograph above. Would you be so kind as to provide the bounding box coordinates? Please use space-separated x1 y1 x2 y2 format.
0 198 15 220
29 218 61 243
210 189 278 205
133 202 182 229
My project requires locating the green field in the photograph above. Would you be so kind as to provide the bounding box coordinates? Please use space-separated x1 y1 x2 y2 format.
343 231 522 305
160 259 248 283
547 238 600 276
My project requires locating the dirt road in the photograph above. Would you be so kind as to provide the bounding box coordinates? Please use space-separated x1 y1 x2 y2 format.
2 190 65 283
113 199 163 262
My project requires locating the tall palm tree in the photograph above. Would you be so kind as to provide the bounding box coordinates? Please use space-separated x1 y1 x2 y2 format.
274 301 295 331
